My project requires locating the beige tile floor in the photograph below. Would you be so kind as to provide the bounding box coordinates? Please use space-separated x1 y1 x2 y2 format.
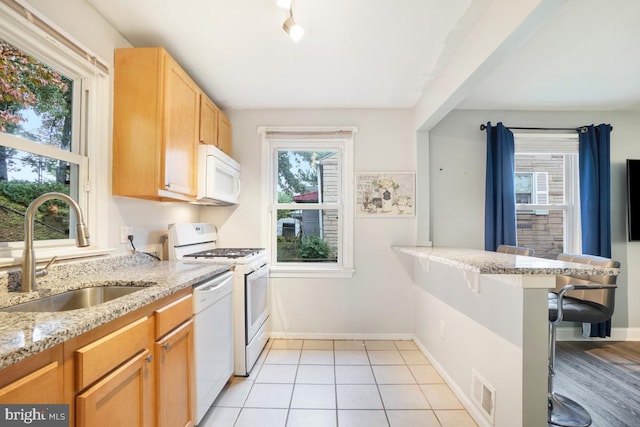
201 339 478 427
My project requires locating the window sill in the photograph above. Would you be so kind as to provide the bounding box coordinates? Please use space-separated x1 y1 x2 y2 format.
269 266 355 279
0 246 115 269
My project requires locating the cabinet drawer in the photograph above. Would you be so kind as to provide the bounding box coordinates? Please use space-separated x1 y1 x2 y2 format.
75 317 149 390
0 346 63 404
155 294 192 340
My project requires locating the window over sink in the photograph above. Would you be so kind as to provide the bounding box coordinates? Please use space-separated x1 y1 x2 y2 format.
0 2 109 263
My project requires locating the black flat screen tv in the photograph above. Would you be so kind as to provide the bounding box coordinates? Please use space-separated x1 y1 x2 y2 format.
627 159 640 241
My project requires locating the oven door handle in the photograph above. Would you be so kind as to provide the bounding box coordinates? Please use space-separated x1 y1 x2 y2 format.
248 264 269 278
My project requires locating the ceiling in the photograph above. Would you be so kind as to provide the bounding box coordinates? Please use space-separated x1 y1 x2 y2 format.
85 0 640 113
459 0 640 111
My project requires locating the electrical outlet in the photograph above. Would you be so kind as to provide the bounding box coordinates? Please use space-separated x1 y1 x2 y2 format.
120 226 133 244
439 320 446 340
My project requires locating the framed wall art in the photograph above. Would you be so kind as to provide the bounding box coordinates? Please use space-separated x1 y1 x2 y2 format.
355 172 415 217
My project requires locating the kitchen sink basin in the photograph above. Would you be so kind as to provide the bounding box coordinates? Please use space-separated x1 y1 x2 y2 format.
0 286 147 313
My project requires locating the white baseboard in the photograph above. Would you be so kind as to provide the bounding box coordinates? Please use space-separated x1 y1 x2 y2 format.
556 326 640 341
412 338 489 427
269 332 414 341
271 328 640 342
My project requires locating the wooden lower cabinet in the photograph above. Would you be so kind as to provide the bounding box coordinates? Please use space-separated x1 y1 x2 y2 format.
76 350 153 427
74 317 150 391
0 345 64 404
155 319 195 427
0 288 194 427
72 316 152 427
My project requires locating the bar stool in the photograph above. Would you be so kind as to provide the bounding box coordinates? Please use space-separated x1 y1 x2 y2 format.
496 244 535 256
548 253 620 427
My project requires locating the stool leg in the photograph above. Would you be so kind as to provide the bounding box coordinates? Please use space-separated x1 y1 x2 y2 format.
548 321 592 427
549 321 556 395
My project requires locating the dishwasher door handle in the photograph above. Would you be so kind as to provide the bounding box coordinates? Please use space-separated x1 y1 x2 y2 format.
198 276 233 293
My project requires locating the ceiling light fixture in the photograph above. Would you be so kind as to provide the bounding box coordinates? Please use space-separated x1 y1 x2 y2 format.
280 0 303 42
283 15 304 42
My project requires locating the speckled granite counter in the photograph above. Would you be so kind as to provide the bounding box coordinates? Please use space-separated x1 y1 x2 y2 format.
392 246 619 277
0 254 232 370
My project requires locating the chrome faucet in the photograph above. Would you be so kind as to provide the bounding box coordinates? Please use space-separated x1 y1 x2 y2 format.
21 192 90 292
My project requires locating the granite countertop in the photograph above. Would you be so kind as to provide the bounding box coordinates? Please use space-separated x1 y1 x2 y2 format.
0 254 233 370
392 246 620 276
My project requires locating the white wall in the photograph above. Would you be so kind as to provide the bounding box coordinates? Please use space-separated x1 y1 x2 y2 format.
429 108 640 333
22 0 640 339
18 2 417 337
411 259 550 427
25 0 202 254
201 109 418 337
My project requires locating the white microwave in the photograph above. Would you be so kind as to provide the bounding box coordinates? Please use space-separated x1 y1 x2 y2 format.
195 145 241 205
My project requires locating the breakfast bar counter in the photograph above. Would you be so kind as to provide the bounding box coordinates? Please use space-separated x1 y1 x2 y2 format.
392 245 620 276
393 245 618 427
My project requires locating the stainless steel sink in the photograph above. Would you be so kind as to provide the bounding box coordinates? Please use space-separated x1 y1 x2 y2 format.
0 286 147 313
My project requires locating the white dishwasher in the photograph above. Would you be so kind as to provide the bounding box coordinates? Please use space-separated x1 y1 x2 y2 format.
193 270 234 425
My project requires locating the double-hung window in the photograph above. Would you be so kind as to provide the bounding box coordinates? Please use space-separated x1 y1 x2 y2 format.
261 127 355 278
0 1 109 263
514 133 580 259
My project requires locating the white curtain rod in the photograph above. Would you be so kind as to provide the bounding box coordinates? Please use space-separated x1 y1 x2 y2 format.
1 0 109 74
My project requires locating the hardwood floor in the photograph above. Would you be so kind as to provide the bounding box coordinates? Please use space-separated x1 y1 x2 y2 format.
554 341 640 427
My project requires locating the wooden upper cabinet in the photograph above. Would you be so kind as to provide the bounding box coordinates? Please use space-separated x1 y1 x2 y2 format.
162 56 199 197
217 110 232 156
200 93 232 157
199 93 218 146
113 47 198 202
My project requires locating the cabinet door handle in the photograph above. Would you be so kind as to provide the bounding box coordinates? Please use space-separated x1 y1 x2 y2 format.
163 342 170 351
146 354 153 363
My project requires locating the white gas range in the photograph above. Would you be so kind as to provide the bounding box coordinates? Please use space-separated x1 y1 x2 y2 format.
168 223 270 378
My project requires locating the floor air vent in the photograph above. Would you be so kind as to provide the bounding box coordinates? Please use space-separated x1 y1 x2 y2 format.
471 369 496 425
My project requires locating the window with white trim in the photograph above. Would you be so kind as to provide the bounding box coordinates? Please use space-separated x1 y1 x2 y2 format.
515 172 548 205
0 1 109 262
261 127 355 278
514 133 580 259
